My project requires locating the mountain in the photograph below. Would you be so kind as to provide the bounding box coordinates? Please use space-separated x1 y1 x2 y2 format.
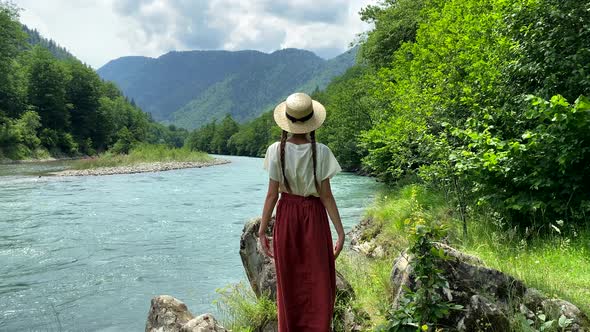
22 25 76 61
98 47 358 129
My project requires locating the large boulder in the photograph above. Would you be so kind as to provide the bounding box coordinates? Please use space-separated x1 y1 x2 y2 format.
181 314 228 332
240 217 278 299
145 295 228 332
239 217 369 331
390 244 590 331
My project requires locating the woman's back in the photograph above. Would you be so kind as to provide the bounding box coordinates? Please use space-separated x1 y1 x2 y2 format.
258 92 345 331
263 141 341 197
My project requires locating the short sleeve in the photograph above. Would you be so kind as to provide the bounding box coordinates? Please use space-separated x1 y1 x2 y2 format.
321 144 342 180
263 143 281 181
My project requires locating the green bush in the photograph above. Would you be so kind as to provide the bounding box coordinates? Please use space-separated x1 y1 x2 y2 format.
377 196 462 332
111 127 135 154
453 95 590 228
0 111 42 159
58 132 78 155
39 128 59 149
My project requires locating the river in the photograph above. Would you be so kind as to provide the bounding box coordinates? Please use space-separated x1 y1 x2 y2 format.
0 155 380 331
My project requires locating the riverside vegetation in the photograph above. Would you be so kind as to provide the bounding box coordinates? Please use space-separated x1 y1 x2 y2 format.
0 3 189 162
195 0 590 330
71 144 212 170
53 144 226 176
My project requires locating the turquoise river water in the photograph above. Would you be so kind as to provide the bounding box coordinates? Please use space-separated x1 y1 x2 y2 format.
0 155 381 331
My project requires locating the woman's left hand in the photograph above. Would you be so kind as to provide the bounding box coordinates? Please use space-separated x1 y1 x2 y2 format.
334 235 344 259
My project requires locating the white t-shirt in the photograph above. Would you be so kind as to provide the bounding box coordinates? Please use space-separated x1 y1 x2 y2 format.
263 141 342 197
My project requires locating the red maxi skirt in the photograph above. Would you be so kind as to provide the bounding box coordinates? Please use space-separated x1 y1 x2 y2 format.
273 192 336 332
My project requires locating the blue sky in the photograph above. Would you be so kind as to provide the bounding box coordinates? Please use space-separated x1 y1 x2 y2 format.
13 0 374 68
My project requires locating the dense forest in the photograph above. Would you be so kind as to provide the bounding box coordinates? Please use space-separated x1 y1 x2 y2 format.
190 0 590 230
0 3 186 160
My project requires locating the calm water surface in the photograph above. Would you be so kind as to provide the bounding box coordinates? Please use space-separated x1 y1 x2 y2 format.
0 156 381 331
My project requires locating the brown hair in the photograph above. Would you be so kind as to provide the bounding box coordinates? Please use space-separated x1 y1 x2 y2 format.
279 130 321 194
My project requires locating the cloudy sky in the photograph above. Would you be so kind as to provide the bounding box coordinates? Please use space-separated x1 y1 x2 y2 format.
12 0 374 69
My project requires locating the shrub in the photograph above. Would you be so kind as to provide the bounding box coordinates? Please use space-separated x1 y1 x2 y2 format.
453 95 590 229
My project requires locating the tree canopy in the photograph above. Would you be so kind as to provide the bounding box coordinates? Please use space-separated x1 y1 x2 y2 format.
0 3 188 160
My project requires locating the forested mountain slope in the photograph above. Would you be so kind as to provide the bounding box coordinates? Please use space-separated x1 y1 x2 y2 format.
98 47 357 129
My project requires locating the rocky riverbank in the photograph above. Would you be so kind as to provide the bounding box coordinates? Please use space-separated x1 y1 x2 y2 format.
347 216 590 331
145 217 369 332
52 159 230 177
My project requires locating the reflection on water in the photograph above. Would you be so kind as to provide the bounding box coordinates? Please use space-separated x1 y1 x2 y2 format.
0 155 381 331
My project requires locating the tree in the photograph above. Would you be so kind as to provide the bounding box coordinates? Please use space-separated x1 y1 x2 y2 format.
358 0 429 68
187 120 216 152
315 66 377 170
211 114 239 154
506 0 590 102
0 3 27 117
26 46 70 132
66 60 105 152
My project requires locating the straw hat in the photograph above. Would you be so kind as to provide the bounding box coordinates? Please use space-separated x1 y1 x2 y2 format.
273 92 326 134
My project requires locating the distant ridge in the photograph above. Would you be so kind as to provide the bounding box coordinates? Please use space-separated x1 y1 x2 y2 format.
98 47 358 129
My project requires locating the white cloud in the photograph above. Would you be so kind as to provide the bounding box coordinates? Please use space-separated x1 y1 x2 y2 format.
12 0 374 68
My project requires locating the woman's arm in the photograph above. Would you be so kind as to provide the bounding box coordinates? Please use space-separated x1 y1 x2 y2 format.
319 178 345 259
258 179 279 257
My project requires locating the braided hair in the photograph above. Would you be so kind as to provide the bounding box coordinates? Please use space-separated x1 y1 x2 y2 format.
310 130 321 194
279 130 321 195
279 130 292 193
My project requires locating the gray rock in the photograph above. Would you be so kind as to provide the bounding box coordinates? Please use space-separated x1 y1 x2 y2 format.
389 245 590 331
145 296 227 332
540 299 590 332
347 217 386 258
181 313 228 332
239 217 277 300
146 295 194 332
457 295 510 331
260 320 278 332
390 251 412 308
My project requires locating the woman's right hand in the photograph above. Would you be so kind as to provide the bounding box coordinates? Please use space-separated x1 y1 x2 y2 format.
258 232 274 258
334 235 344 259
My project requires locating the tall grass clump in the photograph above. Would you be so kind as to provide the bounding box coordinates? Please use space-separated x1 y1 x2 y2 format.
336 251 392 327
459 219 590 314
72 144 212 169
362 184 453 256
212 281 276 331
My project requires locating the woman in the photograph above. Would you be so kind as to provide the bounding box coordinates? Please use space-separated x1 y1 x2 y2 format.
258 92 345 331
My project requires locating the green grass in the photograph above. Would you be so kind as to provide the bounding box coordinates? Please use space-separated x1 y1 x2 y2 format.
72 144 212 170
362 184 453 257
212 281 277 331
362 184 590 317
336 251 392 328
460 221 590 315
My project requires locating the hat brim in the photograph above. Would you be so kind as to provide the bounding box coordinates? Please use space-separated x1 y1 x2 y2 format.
273 100 326 134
